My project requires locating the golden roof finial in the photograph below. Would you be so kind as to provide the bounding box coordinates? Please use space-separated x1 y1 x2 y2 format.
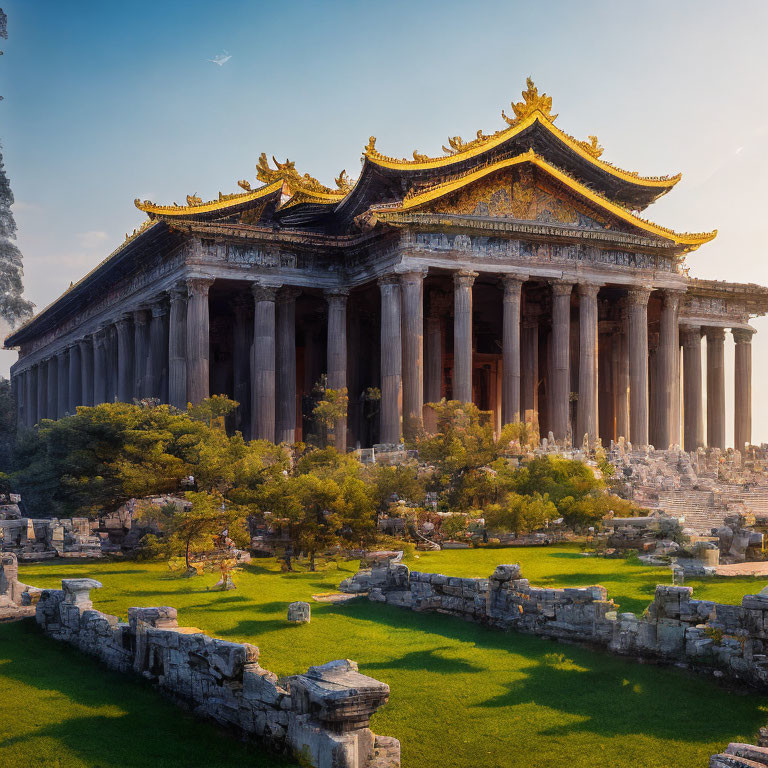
186 193 203 206
255 152 333 195
365 136 377 154
502 77 558 127
237 179 252 192
442 136 468 155
334 170 354 194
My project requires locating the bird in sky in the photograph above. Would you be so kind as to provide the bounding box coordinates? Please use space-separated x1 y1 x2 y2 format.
208 51 231 66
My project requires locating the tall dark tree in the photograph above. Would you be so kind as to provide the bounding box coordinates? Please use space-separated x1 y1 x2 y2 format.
0 9 33 326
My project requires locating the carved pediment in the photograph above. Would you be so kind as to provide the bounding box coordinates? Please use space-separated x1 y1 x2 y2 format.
423 166 617 231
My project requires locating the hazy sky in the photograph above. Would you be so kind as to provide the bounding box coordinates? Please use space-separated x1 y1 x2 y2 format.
2 1 768 444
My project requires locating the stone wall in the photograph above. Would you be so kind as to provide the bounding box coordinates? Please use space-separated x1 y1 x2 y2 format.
340 559 768 689
34 578 400 768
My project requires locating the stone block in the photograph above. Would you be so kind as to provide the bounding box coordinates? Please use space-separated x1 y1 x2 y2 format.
61 578 102 610
287 601 311 624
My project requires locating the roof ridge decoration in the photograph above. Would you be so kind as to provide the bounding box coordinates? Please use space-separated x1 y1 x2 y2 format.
135 179 285 217
363 78 679 187
256 153 348 198
370 150 715 252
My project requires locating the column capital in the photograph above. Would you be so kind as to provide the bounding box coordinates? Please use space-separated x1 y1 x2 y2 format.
132 307 150 325
626 285 653 306
661 288 684 309
705 326 726 342
680 325 702 348
454 269 478 289
251 282 280 302
277 287 301 304
501 274 527 299
115 314 133 331
397 268 428 284
168 283 189 302
186 276 215 297
377 274 401 287
325 288 349 305
733 327 756 344
550 279 574 297
577 282 602 299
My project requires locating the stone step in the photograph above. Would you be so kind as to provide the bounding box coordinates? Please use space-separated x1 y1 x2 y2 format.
711 744 768 767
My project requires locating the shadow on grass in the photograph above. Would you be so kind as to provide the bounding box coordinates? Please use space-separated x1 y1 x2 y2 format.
0 621 295 768
373 647 485 674
327 600 767 744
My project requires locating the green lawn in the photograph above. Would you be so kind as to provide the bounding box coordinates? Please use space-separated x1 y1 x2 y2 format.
4 545 768 768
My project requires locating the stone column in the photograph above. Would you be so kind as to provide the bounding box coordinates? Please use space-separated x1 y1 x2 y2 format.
106 326 118 403
577 283 600 444
251 283 277 442
25 366 37 427
132 308 150 401
232 296 252 438
705 327 726 449
185 278 213 406
57 349 69 418
36 359 48 420
627 286 652 446
79 337 94 407
733 327 754 452
93 329 108 405
167 287 187 409
276 288 300 444
453 270 477 405
47 356 59 419
68 343 82 414
115 315 134 404
326 289 349 452
147 302 166 401
379 276 403 445
550 280 573 442
521 318 539 425
399 270 426 438
425 292 447 407
502 275 526 424
615 309 630 441
657 290 681 450
681 325 703 452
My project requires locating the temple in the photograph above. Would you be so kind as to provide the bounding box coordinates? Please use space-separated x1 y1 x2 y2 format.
5 78 768 451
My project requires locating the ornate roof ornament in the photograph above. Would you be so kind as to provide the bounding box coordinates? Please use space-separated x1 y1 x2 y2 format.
502 77 558 126
581 135 604 159
442 136 469 155
335 170 354 194
186 194 203 206
237 179 252 191
365 136 377 154
255 152 334 195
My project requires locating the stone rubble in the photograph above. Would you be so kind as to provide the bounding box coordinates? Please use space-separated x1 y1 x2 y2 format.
287 601 311 623
33 579 399 768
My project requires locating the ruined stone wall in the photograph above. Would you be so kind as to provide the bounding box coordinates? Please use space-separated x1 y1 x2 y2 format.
34 579 400 768
341 560 768 689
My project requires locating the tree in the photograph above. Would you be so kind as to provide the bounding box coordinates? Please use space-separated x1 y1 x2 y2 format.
0 12 33 327
309 375 348 448
11 398 246 516
411 400 530 511
363 462 425 513
0 376 15 475
166 490 244 569
485 492 557 537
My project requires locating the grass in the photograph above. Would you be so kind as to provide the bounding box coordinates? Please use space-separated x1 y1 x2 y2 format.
3 544 768 768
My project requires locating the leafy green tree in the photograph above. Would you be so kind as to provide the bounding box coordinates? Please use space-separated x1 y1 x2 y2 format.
485 492 557 537
558 492 641 529
310 376 348 449
166 490 245 569
412 400 530 511
362 462 425 512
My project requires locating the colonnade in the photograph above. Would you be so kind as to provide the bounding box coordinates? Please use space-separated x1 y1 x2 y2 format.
13 271 755 453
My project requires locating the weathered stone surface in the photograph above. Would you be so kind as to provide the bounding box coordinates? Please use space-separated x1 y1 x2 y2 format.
33 578 398 768
287 601 311 623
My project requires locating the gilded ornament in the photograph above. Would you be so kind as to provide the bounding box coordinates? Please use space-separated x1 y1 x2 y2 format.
255 152 334 195
502 77 558 126
335 170 354 193
186 194 203 206
237 179 252 191
413 150 429 162
365 136 377 154
442 136 468 155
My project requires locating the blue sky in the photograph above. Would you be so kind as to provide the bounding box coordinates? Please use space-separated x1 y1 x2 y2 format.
2 0 768 442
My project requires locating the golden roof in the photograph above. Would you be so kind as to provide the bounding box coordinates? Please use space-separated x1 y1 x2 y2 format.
363 78 680 190
372 150 714 251
135 179 285 217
